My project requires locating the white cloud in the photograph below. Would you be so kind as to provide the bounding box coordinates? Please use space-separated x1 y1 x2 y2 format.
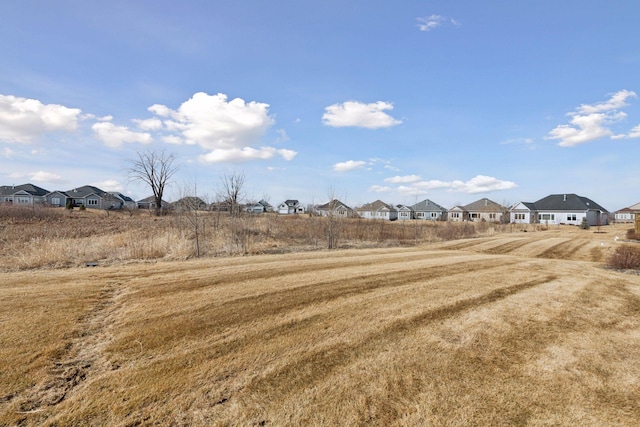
547 90 637 146
92 179 124 192
628 124 640 138
134 117 163 131
369 185 393 193
400 175 517 194
146 92 294 162
92 121 153 148
333 160 367 172
151 92 274 148
0 94 81 143
322 101 402 129
31 171 65 183
417 15 461 32
199 147 297 163
384 174 422 184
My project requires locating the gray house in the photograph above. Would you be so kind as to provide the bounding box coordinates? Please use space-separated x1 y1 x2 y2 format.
532 194 609 226
66 185 121 209
0 183 49 206
246 199 273 214
411 199 448 221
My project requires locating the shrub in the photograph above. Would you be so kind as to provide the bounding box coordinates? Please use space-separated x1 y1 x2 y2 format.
626 228 640 241
607 245 640 270
579 217 590 230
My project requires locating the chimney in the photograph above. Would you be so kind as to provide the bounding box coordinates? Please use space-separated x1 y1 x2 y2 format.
563 194 567 202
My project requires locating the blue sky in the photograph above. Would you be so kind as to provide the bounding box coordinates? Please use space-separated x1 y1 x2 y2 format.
1 1 639 210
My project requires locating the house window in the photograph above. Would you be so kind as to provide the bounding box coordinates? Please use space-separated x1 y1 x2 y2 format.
17 197 30 204
452 212 459 218
538 214 555 221
431 212 437 218
417 212 424 218
87 199 98 206
52 197 60 205
470 213 479 219
567 214 577 221
489 213 496 219
514 213 525 220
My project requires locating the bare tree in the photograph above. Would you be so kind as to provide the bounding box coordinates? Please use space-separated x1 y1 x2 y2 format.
128 149 178 216
219 170 246 217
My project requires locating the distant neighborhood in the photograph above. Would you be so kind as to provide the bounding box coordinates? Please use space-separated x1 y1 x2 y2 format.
1 182 639 226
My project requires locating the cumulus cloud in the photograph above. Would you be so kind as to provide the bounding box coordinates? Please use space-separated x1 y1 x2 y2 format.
146 92 296 162
199 147 297 163
0 94 81 143
546 90 637 146
322 101 402 129
92 179 124 192
417 15 461 32
31 171 65 183
92 121 153 148
333 160 367 172
369 185 393 193
628 124 640 139
384 175 422 184
133 117 163 131
382 175 517 195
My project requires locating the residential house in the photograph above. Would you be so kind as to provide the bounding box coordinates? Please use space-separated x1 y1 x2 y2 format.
396 204 413 221
411 199 447 221
356 200 398 221
509 202 538 224
532 193 609 226
278 199 304 215
66 185 121 209
615 202 640 223
0 183 49 206
245 199 273 214
109 192 136 210
172 196 207 211
45 191 70 208
137 195 168 210
447 205 469 222
315 199 354 218
463 198 508 223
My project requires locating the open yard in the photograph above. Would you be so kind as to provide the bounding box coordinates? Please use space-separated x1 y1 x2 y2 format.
1 221 640 426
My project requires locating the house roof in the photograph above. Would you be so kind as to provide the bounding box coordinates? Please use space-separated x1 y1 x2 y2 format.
511 201 537 211
109 192 134 202
533 194 608 213
463 198 506 212
317 199 350 210
410 199 447 212
66 185 109 198
282 199 299 207
0 183 49 197
356 200 396 212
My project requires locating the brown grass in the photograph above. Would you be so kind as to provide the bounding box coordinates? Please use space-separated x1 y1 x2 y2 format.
1 215 639 425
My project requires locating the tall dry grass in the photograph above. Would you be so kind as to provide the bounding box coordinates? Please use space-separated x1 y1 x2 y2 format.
0 205 499 271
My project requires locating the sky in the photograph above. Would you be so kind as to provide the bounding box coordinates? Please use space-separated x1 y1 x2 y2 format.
1 0 639 211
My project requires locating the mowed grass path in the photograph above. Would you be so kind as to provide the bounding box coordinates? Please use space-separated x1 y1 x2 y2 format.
1 226 640 426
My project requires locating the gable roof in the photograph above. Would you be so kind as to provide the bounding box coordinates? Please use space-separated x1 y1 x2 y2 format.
511 201 537 211
410 199 447 212
109 192 134 203
533 194 608 213
281 199 300 207
66 185 109 198
317 199 350 210
0 183 49 197
356 200 396 212
463 198 506 212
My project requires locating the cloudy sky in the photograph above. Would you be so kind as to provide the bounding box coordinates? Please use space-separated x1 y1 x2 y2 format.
1 1 639 210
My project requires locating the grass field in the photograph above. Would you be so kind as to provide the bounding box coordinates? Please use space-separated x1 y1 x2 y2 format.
1 220 640 426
